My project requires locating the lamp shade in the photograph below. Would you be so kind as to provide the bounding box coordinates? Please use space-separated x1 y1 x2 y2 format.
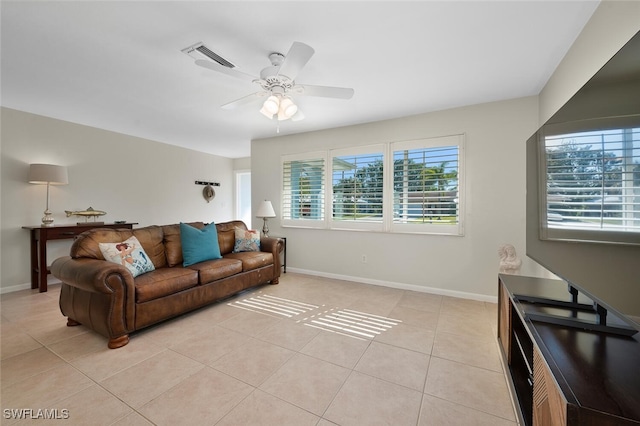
278 97 298 120
28 164 68 185
255 200 276 218
263 96 280 115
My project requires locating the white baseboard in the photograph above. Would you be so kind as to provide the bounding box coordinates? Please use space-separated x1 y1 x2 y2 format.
1 278 62 294
286 267 498 304
1 282 32 294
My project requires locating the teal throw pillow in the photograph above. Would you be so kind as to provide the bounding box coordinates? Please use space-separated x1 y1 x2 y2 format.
180 222 222 266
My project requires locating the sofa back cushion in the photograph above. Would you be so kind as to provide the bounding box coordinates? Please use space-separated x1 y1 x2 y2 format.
69 221 249 269
216 220 247 255
71 226 166 268
162 222 204 267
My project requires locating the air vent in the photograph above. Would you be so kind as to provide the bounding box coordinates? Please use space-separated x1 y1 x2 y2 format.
181 42 236 68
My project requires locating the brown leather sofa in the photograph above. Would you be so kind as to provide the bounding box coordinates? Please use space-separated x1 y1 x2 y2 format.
51 220 283 349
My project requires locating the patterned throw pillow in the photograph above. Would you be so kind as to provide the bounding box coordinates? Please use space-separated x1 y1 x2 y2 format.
233 227 261 252
99 236 155 277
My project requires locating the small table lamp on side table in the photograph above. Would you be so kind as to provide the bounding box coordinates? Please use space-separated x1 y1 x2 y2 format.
256 200 276 237
28 163 68 227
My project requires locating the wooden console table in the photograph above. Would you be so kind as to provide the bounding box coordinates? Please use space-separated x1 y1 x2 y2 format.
498 274 640 425
23 222 137 292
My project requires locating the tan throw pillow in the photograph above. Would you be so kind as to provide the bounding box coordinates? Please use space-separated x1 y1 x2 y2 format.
233 227 260 252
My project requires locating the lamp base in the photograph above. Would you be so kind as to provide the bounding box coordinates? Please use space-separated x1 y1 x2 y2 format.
262 218 270 237
42 209 54 227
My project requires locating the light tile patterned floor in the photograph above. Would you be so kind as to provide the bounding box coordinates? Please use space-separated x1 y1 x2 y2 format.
1 273 517 425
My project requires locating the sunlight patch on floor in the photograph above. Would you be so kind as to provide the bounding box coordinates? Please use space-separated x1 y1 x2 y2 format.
299 308 401 339
229 294 402 339
228 294 319 318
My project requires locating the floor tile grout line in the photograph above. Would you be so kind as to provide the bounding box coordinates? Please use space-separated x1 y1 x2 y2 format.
2 274 514 425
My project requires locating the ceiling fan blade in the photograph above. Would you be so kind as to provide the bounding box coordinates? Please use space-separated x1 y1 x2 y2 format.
195 59 257 83
221 91 268 110
277 42 315 81
292 84 354 99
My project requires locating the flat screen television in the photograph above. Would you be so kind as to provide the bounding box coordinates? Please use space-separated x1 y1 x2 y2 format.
526 30 640 323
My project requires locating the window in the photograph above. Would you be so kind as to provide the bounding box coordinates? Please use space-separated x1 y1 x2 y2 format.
331 146 384 231
391 135 463 235
235 171 251 226
544 127 640 235
281 153 325 228
280 135 464 235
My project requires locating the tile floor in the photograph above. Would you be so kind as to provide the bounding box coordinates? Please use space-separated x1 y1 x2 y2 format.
1 273 518 425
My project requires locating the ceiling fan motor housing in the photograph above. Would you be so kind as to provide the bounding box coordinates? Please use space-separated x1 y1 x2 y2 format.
259 68 294 91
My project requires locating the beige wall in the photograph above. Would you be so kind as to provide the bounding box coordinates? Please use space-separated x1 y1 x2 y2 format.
251 97 545 301
539 0 640 123
1 107 235 292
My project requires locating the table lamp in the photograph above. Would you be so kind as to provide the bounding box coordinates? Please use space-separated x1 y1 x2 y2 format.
255 200 276 237
29 163 68 226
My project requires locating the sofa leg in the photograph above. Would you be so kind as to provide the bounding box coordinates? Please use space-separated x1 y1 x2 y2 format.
108 335 129 349
270 277 279 285
67 318 81 327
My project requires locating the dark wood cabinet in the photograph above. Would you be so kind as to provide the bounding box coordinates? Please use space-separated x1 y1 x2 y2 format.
498 274 640 426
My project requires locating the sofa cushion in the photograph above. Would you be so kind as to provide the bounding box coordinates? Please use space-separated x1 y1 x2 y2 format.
162 222 204 267
224 251 273 272
99 236 156 277
233 227 261 252
132 226 166 268
216 220 247 255
187 258 243 283
180 222 222 267
71 226 165 268
135 267 199 303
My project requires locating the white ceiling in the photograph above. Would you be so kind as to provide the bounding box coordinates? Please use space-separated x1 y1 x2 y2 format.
1 1 600 159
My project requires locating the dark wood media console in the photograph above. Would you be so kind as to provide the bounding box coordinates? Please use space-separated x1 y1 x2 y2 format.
498 274 640 426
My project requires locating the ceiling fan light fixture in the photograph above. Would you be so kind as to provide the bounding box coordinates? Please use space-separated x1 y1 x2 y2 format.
262 95 280 115
259 105 274 119
279 97 298 119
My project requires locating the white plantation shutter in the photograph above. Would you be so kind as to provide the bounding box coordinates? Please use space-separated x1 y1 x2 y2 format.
281 153 325 227
280 135 464 236
329 145 385 231
331 151 384 225
391 135 464 235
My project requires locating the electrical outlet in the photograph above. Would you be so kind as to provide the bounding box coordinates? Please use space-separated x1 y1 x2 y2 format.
361 254 367 263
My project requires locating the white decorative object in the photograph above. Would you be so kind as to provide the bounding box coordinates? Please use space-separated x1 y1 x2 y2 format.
499 243 522 274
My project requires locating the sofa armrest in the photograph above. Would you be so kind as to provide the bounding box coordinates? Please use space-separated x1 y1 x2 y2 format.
260 237 284 277
51 256 135 295
260 236 283 255
51 256 136 337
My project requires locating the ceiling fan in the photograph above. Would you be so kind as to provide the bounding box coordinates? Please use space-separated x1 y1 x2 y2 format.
192 41 354 121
